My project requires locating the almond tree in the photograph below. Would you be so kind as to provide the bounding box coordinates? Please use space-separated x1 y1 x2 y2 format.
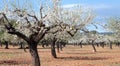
0 0 71 66
0 0 57 66
46 0 95 58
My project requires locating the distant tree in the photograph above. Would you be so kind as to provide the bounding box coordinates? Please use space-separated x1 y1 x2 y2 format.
106 17 120 48
85 30 98 52
107 17 120 39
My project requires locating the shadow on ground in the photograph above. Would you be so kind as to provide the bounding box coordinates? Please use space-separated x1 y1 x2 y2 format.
0 60 30 65
57 56 109 60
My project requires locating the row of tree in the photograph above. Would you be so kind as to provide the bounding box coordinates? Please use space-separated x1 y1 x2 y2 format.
0 0 119 66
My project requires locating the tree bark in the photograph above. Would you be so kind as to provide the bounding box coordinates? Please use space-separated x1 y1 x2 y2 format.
56 43 60 53
29 43 40 66
51 37 57 58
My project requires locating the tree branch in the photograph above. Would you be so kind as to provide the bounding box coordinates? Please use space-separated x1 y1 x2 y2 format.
8 30 29 43
2 13 29 43
27 14 39 21
67 29 78 37
35 27 47 42
40 6 43 19
2 13 10 23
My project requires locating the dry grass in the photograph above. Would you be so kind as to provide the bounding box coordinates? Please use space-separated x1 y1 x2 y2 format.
0 45 120 66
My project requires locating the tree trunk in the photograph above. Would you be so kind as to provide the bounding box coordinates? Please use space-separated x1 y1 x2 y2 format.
101 42 104 48
0 41 2 47
29 43 40 66
19 42 24 49
108 40 112 49
80 43 82 48
51 37 57 58
109 42 112 49
42 44 45 48
60 44 63 51
96 43 99 47
5 41 9 49
91 40 96 52
79 40 83 48
0 43 2 47
56 43 60 53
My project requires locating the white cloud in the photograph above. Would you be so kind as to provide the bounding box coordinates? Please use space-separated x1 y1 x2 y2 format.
62 4 113 10
89 4 113 10
62 4 80 8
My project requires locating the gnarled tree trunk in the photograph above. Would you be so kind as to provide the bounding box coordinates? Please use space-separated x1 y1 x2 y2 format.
29 42 40 66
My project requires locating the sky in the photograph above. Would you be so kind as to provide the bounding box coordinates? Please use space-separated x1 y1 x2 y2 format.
61 0 120 32
0 0 120 32
62 0 120 16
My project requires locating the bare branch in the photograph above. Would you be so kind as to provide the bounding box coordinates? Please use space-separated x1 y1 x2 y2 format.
40 6 43 19
24 17 31 28
8 31 29 43
0 17 4 23
67 29 78 37
27 14 39 21
1 13 29 43
36 28 47 42
46 24 59 30
42 15 47 19
2 13 10 23
14 9 21 12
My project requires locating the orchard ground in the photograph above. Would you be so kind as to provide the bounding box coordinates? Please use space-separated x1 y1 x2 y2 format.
0 45 120 66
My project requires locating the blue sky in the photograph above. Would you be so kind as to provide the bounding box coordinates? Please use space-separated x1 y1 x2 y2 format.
61 0 120 19
61 0 120 32
1 0 119 16
0 0 120 32
62 0 120 16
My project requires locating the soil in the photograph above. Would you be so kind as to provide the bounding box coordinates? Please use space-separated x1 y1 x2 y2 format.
0 45 120 66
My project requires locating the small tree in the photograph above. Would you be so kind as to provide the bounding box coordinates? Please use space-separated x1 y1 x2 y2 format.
0 0 59 65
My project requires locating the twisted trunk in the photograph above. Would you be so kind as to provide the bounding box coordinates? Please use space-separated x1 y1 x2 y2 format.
29 42 40 66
